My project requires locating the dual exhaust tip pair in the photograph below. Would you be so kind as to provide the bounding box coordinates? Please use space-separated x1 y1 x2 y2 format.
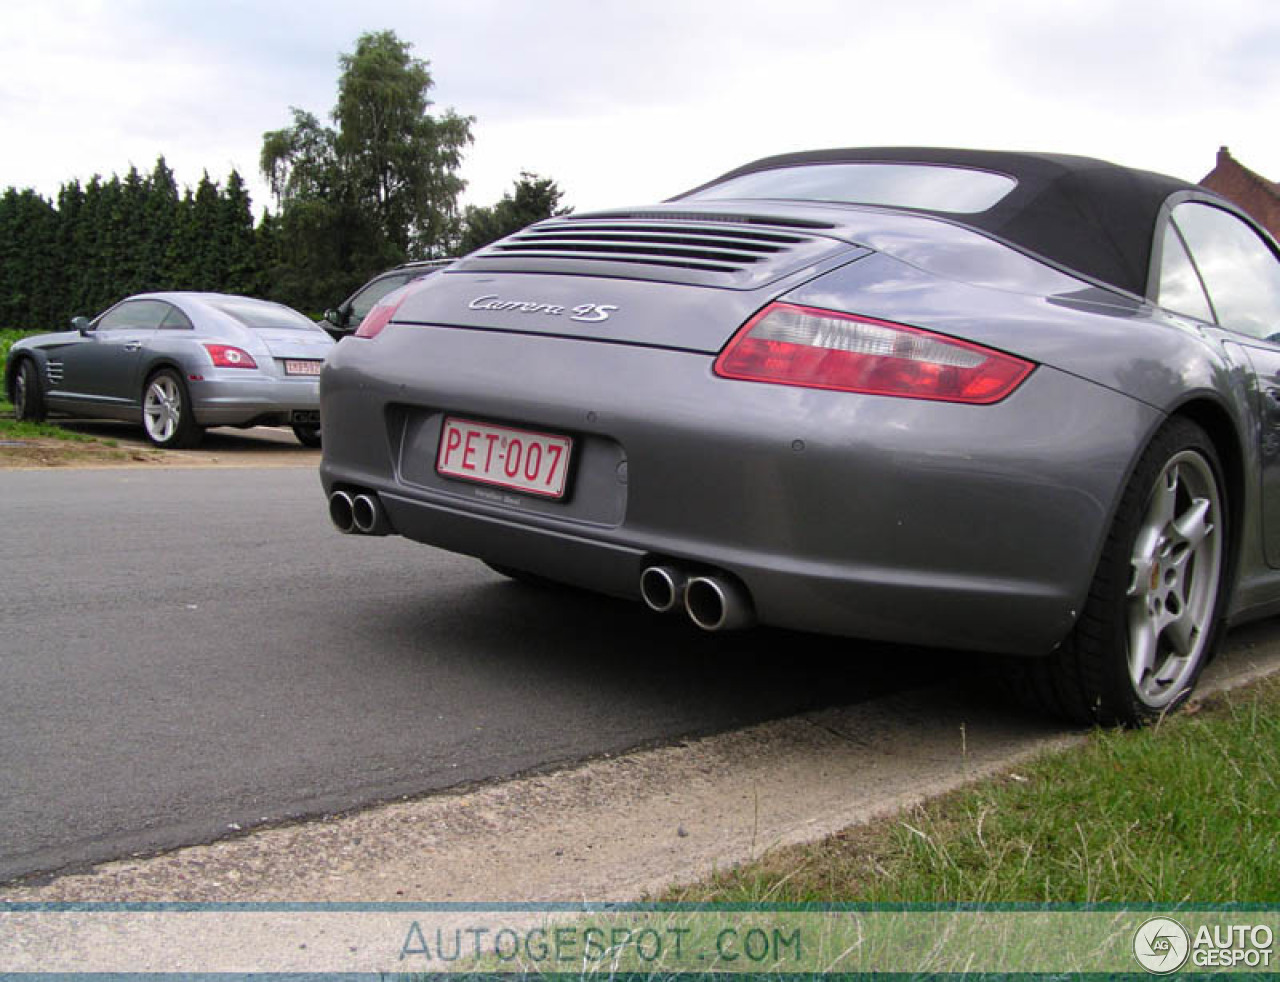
328 490 391 536
640 564 754 632
329 491 753 632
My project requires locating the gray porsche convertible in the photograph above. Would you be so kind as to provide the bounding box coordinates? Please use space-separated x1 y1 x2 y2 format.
320 147 1280 725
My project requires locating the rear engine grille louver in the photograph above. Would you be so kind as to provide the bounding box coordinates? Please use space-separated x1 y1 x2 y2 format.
460 213 849 289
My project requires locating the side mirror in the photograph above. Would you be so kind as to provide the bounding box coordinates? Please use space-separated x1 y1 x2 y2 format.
71 316 92 336
324 307 350 328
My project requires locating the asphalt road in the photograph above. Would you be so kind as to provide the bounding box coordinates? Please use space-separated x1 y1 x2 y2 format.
0 465 936 884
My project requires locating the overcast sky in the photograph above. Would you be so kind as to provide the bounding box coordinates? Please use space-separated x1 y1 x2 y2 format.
2 0 1277 218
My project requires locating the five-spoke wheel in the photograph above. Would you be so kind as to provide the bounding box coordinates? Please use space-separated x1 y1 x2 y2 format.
142 369 203 448
1125 448 1222 710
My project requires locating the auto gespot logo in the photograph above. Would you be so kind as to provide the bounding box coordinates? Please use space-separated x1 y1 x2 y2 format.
1133 917 1274 973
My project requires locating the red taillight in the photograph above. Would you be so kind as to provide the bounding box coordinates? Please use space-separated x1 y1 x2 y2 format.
714 303 1034 405
203 343 258 369
354 284 412 339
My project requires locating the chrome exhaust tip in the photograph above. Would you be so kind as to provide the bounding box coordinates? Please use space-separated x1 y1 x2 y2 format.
328 491 356 533
685 574 754 632
640 565 687 613
352 493 391 536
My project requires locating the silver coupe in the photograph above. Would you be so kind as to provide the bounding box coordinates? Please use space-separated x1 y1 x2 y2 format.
319 147 1280 724
7 292 334 448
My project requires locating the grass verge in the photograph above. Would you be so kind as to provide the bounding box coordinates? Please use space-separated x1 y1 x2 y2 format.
0 409 98 443
0 396 108 444
0 328 40 368
668 677 1280 903
0 392 133 462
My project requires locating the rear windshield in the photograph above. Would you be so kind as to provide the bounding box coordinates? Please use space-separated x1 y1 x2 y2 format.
684 162 1017 214
207 298 324 332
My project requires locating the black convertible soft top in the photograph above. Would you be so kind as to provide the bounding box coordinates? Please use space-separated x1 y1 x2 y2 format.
681 148 1206 297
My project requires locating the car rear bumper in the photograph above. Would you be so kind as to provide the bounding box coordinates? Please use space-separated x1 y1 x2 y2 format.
319 325 1162 656
191 374 321 426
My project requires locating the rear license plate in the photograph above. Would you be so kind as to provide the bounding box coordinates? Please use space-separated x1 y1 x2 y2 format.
284 359 323 376
437 417 573 499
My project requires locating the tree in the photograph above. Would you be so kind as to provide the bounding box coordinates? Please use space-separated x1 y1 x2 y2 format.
143 157 181 289
217 171 260 296
171 173 224 291
260 109 340 205
0 189 61 328
259 30 474 310
334 30 473 257
458 172 572 255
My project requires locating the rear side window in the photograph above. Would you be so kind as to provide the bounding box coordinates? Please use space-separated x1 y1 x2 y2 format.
206 298 324 332
1170 202 1280 342
684 162 1017 214
160 305 194 330
1156 223 1215 323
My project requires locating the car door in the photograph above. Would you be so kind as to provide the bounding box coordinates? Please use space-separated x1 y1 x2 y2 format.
1157 201 1280 567
57 299 169 410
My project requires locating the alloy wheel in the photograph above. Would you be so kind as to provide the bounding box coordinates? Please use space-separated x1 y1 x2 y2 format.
143 374 182 443
1125 449 1223 709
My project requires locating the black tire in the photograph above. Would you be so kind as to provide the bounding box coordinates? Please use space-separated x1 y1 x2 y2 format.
292 423 322 448
141 368 203 449
999 418 1229 726
12 358 46 422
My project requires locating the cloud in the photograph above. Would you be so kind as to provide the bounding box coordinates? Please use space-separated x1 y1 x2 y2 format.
1 0 1277 219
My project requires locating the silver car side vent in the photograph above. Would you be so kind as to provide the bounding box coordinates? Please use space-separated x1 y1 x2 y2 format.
45 360 64 385
460 215 850 288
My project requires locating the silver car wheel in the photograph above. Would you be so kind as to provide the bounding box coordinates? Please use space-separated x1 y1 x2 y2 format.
1125 448 1222 709
143 374 182 443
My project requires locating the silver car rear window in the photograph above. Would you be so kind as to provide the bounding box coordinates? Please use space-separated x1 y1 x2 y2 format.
685 162 1017 214
207 299 324 332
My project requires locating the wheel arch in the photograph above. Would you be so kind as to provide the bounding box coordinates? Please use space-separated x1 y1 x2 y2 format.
141 357 189 387
139 358 195 410
4 349 39 402
3 355 19 402
1069 393 1247 650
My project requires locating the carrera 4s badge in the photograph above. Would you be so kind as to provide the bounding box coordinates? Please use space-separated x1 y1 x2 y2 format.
468 295 618 323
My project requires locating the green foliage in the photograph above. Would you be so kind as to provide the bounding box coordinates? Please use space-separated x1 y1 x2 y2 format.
0 160 263 331
0 189 62 330
1 328 41 370
335 30 472 256
458 171 572 255
260 30 474 311
261 109 339 204
0 416 99 443
673 679 1280 903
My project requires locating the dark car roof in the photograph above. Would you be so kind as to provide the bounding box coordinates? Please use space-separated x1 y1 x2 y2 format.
679 147 1207 297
